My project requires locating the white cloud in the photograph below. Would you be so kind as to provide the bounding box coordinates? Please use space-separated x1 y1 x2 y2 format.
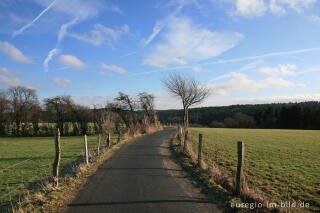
156 92 320 109
101 63 126 74
53 77 72 88
43 18 78 72
265 77 294 88
143 17 243 67
28 0 105 72
297 83 306 88
270 0 317 14
211 60 264 81
279 64 297 75
210 73 266 96
203 93 320 107
210 72 295 97
56 55 86 70
69 24 129 46
0 67 21 87
0 41 34 64
269 0 286 14
154 92 182 110
310 15 320 23
224 0 317 17
142 0 196 48
192 66 204 73
259 64 297 76
235 0 267 17
259 67 279 76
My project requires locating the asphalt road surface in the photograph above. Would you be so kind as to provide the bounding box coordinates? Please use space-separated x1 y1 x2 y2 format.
67 128 222 213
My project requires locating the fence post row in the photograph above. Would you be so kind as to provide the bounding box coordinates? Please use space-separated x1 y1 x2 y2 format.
236 141 244 195
53 128 61 187
97 134 101 155
84 134 89 165
198 133 203 168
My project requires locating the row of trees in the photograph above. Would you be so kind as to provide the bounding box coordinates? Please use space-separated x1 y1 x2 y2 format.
0 86 158 137
157 102 320 130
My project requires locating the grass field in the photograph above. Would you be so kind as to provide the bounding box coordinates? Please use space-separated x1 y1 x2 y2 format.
189 128 320 212
0 134 116 211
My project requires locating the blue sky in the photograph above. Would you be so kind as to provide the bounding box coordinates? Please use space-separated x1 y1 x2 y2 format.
1 0 320 109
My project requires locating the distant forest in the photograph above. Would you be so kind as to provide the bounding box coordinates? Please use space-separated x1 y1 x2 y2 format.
157 102 320 130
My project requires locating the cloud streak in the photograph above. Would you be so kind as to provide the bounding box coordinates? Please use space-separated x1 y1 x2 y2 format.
203 47 320 65
12 0 59 37
43 18 78 72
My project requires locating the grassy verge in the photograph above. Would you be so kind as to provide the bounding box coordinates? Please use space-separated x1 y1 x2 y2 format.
170 132 240 212
4 128 161 212
188 128 320 213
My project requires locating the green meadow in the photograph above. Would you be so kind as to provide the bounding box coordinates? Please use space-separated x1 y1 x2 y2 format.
0 135 116 211
189 128 320 212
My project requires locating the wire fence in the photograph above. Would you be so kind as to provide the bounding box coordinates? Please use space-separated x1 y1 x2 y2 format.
0 132 120 212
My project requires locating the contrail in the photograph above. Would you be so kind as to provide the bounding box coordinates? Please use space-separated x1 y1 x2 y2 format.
43 48 57 72
202 47 320 65
13 0 59 37
43 18 78 72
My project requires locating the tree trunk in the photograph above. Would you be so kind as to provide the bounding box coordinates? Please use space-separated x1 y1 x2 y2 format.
184 108 189 150
183 107 189 151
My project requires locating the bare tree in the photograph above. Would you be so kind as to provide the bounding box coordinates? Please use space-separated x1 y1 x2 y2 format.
162 73 210 141
138 92 158 126
113 92 139 135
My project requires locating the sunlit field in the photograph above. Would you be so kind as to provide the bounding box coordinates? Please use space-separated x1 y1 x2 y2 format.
189 128 320 212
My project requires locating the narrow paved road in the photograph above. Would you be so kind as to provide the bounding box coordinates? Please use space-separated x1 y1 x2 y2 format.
67 128 222 213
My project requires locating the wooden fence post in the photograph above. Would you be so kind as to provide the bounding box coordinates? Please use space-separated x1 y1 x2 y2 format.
97 134 101 155
236 141 244 195
198 133 203 168
107 132 110 147
53 128 61 187
84 134 89 165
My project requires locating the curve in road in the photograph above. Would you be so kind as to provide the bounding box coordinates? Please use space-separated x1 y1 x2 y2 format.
67 128 222 213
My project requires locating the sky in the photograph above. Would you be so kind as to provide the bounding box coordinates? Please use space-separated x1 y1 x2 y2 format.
1 0 320 109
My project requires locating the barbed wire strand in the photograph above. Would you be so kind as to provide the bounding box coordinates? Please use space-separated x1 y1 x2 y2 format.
0 149 52 172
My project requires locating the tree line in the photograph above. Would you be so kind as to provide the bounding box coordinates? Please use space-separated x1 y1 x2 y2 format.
0 86 158 137
157 102 320 130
